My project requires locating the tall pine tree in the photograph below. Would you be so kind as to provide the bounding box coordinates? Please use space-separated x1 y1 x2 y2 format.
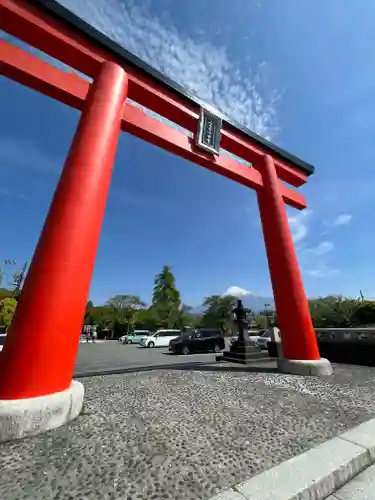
151 266 181 328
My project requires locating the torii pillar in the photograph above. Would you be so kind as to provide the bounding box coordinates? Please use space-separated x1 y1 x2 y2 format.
257 155 332 376
0 62 128 442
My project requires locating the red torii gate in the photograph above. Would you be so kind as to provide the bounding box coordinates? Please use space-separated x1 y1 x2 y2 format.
0 0 331 440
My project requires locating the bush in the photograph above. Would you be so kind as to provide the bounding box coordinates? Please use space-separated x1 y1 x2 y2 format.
0 297 17 328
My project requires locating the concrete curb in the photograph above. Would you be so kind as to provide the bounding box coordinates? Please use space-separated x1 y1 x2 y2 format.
208 417 375 500
327 462 375 499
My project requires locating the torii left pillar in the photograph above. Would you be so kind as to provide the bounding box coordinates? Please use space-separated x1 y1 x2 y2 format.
0 61 128 442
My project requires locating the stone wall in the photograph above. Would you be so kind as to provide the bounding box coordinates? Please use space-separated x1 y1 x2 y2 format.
268 328 375 366
315 328 375 343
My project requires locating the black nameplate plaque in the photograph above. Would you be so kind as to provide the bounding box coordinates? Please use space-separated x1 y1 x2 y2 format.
196 108 222 155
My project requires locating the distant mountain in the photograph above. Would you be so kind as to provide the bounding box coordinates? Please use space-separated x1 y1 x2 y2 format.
189 287 275 315
221 286 275 312
189 305 206 316
239 294 275 313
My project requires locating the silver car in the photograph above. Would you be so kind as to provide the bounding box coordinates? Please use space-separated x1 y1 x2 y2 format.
256 330 272 350
121 330 150 344
231 330 262 346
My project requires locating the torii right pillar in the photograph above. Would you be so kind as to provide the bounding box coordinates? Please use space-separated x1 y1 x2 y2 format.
257 155 332 376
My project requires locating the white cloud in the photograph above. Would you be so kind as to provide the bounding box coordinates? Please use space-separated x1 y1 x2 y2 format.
287 210 312 243
301 241 338 280
332 214 353 226
223 286 255 297
287 212 339 279
306 267 340 279
59 0 279 139
309 241 334 256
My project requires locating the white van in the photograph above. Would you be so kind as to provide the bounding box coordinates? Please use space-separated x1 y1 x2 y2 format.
139 329 181 348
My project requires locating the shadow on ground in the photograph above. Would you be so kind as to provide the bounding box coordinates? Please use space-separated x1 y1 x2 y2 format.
75 358 278 378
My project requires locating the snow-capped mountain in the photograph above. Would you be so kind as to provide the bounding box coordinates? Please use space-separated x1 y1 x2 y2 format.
190 286 275 315
223 286 275 313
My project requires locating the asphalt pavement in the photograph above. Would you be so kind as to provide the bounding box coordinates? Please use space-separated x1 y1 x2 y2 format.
74 340 231 376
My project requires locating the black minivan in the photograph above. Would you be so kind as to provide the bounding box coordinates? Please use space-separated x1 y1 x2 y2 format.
169 328 225 355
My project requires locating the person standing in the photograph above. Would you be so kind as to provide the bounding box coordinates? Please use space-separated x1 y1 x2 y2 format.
85 324 91 343
92 324 97 343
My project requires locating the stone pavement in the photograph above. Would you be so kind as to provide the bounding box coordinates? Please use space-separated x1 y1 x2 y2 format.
1 361 375 500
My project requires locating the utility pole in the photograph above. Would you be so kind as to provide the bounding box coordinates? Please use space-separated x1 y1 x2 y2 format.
12 261 28 298
264 302 270 329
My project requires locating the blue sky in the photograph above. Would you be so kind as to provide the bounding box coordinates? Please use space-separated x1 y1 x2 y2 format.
1 0 374 305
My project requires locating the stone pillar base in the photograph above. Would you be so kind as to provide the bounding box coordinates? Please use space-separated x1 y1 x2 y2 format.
0 381 84 443
277 357 333 376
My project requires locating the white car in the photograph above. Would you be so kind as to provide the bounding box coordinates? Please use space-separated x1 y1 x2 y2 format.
256 330 272 350
230 330 263 346
139 329 181 348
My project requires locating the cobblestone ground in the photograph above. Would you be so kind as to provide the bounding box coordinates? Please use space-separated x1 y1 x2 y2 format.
1 362 375 500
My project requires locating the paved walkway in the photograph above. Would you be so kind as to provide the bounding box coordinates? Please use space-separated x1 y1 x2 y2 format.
1 361 375 500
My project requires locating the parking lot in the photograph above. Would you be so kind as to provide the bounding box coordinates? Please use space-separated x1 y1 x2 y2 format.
74 339 231 376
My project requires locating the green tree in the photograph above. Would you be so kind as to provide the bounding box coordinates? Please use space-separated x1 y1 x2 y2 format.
86 305 121 338
151 266 181 328
84 300 94 325
166 303 199 330
133 306 160 331
0 289 13 301
0 297 17 328
106 294 146 333
106 295 141 310
177 304 197 329
201 295 237 332
309 295 364 328
352 301 375 326
90 306 116 328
